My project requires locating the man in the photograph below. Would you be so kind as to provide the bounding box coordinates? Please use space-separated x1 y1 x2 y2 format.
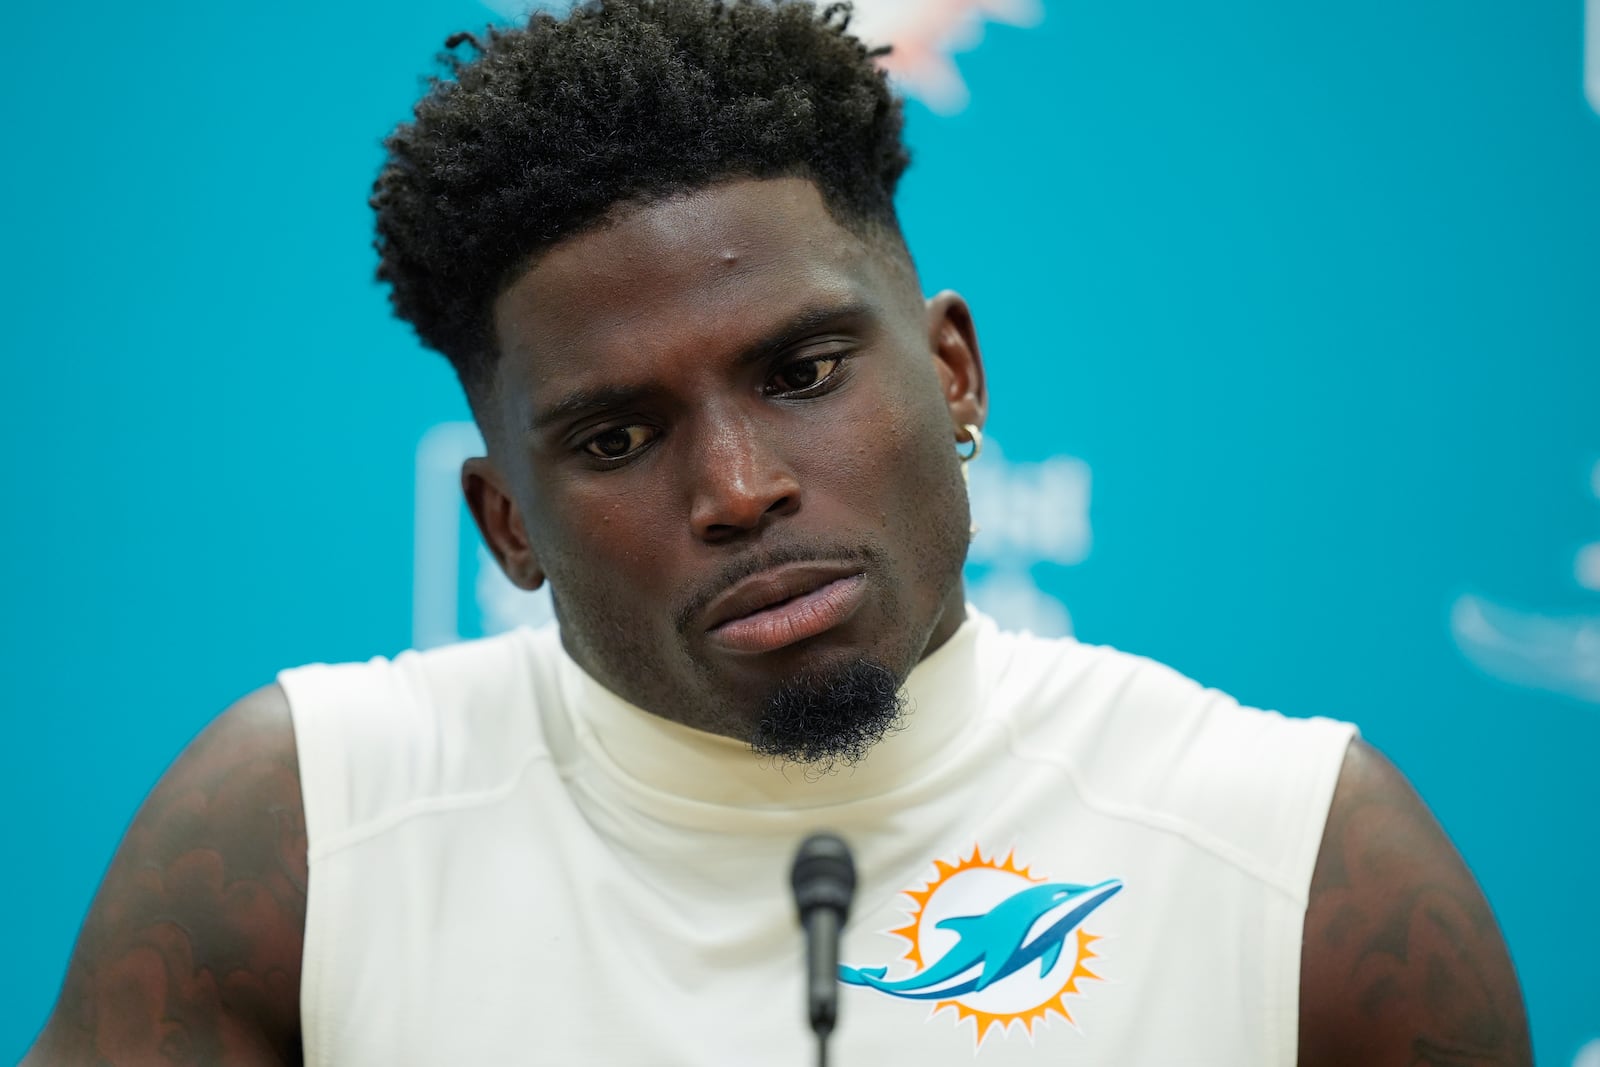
25 1 1530 1063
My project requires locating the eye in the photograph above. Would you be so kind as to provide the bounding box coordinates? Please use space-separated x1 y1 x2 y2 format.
581 424 656 461
766 354 846 396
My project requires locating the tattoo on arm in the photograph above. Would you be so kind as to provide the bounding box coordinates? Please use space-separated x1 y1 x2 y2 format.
27 689 308 1067
1300 740 1531 1067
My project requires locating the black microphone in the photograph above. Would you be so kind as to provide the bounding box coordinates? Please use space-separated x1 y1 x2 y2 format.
791 832 856 1067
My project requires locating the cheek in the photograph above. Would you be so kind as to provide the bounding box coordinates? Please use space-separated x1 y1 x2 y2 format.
867 387 972 571
854 381 963 500
810 394 968 585
526 477 678 593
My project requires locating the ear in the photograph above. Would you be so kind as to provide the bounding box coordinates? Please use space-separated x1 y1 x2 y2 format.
461 457 546 591
925 291 988 432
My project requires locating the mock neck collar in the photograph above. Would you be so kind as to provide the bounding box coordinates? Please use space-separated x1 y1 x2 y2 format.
553 607 991 810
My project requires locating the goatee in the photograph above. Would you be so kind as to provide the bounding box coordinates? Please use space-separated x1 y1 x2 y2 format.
749 659 907 771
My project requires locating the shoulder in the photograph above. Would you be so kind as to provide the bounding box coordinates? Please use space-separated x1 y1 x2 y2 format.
991 627 1356 896
280 627 562 855
1299 739 1531 1066
25 686 306 1066
277 626 546 737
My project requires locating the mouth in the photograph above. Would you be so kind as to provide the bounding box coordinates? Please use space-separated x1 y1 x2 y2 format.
703 563 868 655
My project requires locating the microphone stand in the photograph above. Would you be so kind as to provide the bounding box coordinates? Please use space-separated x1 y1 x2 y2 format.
791 833 856 1067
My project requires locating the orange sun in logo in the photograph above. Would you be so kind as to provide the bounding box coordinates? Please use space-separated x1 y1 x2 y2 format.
887 845 1110 1046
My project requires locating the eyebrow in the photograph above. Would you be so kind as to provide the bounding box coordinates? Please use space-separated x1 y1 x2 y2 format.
526 299 877 435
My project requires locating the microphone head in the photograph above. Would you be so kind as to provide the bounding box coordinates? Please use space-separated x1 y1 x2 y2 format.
791 832 857 918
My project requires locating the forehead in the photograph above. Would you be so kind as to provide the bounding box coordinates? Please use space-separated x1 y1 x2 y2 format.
489 178 897 407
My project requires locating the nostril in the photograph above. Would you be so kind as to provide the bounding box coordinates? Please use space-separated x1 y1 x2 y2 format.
701 521 746 545
695 491 800 544
764 492 800 517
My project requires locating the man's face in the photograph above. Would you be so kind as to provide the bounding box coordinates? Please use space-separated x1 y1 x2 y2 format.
466 177 986 747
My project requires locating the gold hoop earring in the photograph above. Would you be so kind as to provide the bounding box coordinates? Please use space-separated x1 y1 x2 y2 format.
957 424 983 464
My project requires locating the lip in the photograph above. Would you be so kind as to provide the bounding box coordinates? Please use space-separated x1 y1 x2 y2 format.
703 563 867 655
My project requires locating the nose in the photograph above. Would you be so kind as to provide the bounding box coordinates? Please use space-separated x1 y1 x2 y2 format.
688 412 801 543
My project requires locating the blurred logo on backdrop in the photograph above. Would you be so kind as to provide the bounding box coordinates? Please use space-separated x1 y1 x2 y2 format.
1450 459 1600 706
479 0 1045 115
963 437 1089 638
413 423 1088 649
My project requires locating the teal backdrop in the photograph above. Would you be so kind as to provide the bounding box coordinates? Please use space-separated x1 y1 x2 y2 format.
2 0 1596 1061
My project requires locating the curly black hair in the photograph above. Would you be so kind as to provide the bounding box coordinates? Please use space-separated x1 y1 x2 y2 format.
371 0 913 399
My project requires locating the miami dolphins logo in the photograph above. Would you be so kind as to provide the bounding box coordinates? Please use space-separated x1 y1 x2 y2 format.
842 845 1121 1047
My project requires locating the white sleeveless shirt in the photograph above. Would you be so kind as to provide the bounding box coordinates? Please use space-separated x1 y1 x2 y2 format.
281 609 1354 1066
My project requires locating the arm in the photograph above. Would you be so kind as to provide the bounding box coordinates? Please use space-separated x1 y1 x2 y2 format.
24 686 308 1067
1299 738 1531 1067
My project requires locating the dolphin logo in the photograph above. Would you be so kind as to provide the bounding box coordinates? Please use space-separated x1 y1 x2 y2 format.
840 879 1122 1000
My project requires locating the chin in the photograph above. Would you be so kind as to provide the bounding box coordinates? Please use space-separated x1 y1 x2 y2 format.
744 652 908 768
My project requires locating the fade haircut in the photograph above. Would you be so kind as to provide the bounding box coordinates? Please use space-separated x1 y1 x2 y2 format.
371 0 913 401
